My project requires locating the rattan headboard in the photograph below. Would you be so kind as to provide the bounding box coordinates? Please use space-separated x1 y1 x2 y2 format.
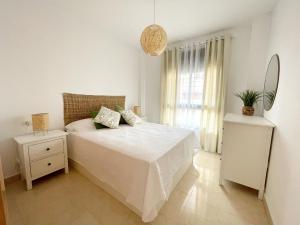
63 93 125 125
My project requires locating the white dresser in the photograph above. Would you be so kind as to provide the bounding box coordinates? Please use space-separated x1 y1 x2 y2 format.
14 130 68 190
220 113 275 199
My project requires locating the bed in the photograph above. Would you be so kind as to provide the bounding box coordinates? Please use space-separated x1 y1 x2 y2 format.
63 93 196 222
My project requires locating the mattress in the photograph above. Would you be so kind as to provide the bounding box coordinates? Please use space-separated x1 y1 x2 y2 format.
67 122 196 222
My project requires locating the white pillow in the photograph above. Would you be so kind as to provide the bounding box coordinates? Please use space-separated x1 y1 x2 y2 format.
65 118 96 132
121 110 142 126
94 106 120 129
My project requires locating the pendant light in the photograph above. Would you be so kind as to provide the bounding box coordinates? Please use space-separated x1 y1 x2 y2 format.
140 0 167 56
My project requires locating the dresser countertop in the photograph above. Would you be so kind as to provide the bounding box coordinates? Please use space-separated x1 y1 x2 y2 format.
224 113 275 128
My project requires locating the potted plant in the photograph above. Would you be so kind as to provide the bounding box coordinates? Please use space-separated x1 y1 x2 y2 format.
235 89 262 116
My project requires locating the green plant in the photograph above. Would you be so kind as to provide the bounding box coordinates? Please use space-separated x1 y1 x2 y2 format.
235 89 262 107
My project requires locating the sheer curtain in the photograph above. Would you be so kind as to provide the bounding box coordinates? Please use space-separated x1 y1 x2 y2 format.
161 44 205 140
160 48 178 126
175 44 205 134
200 36 230 153
161 35 229 152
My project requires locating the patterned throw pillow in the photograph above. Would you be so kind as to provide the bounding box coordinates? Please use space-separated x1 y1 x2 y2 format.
121 110 142 126
90 111 107 129
94 107 121 129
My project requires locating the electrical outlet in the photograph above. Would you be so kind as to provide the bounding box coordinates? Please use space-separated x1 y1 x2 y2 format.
23 120 32 134
24 121 31 127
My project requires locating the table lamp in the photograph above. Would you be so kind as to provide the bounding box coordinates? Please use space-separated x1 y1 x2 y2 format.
32 113 49 135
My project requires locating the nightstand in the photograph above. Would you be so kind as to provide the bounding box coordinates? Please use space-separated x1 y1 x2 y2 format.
14 130 68 190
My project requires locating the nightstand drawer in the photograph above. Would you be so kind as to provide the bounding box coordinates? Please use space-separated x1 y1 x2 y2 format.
31 153 65 180
29 139 64 161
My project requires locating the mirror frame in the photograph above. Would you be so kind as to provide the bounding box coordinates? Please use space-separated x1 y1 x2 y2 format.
263 54 280 111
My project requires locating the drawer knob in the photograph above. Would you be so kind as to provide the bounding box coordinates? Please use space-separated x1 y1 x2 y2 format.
48 163 52 166
46 148 50 151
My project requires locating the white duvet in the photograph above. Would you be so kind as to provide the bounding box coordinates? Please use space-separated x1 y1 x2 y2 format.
67 122 196 222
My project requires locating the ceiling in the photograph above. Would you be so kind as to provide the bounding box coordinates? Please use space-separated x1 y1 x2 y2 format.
3 0 278 47
90 0 278 46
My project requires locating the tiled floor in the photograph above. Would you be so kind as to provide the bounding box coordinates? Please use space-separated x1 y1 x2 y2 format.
6 151 270 225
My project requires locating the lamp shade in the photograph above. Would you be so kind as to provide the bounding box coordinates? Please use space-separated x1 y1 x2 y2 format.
140 24 167 56
32 113 49 132
133 106 141 116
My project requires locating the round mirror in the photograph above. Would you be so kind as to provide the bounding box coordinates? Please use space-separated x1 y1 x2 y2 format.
263 54 280 111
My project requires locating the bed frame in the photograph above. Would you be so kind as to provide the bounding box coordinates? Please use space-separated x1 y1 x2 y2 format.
63 93 193 220
63 93 125 125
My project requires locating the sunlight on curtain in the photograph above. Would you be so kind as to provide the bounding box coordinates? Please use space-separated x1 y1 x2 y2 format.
161 44 205 146
175 44 205 137
200 36 230 153
161 36 229 152
160 48 178 126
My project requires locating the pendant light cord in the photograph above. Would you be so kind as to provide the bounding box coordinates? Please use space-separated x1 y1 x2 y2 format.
154 0 156 24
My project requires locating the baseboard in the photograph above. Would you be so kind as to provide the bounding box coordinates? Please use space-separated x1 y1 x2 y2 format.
263 196 274 225
4 173 20 184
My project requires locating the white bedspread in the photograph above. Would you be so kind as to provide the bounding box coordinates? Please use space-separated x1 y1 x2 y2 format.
67 122 196 222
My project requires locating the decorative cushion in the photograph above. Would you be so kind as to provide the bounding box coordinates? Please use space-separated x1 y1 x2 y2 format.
94 106 120 129
90 111 107 129
114 105 127 124
121 109 142 126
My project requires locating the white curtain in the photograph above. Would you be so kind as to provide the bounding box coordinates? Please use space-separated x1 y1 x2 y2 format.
160 48 178 126
200 36 230 153
161 44 205 142
161 35 230 153
175 44 205 133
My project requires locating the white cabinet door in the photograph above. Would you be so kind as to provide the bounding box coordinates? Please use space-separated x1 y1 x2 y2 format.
220 113 274 199
221 122 272 189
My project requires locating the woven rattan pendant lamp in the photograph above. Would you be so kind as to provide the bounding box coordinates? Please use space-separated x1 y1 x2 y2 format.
140 0 167 56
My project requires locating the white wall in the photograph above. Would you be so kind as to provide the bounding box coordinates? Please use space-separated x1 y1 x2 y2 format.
226 14 272 115
0 1 140 177
247 13 272 115
140 54 161 123
225 26 252 114
264 0 300 224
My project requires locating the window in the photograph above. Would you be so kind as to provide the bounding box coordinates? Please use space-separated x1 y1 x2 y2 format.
175 46 205 131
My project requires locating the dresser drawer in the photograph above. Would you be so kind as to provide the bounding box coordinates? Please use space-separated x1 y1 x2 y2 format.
30 153 65 180
29 139 64 161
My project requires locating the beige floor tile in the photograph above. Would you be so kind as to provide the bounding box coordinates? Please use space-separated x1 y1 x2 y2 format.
67 212 101 225
6 151 270 225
